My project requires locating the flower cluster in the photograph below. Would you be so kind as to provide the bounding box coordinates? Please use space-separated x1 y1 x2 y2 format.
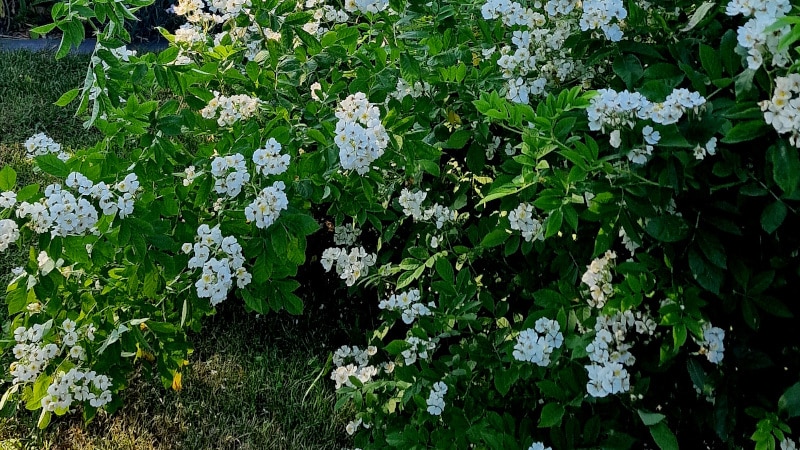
513 318 564 367
378 289 435 324
587 88 706 164
481 0 570 103
10 324 60 384
13 172 138 239
210 153 250 197
584 310 655 397
24 133 69 161
401 335 438 365
36 250 63 277
0 190 15 208
725 0 792 70
200 92 261 127
330 345 379 389
174 23 206 45
184 224 251 306
581 250 616 308
618 225 640 255
482 0 606 102
693 137 718 160
94 44 137 71
696 322 725 365
509 203 543 242
320 246 376 286
480 0 540 27
344 0 388 14
390 78 428 101
308 0 349 23
345 417 364 435
528 443 553 450
333 224 361 246
244 181 288 229
172 0 224 23
253 138 290 176
40 368 113 411
579 0 627 42
0 219 20 252
207 0 251 20
426 381 448 415
183 165 200 186
398 189 456 228
10 319 96 386
544 0 575 16
334 92 389 174
761 74 800 147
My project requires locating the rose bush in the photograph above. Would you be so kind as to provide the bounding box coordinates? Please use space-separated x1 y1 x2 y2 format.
2 0 800 447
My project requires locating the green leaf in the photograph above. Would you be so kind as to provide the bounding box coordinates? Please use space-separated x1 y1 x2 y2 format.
779 382 800 418
0 166 16 191
494 367 518 396
761 201 787 234
649 422 679 450
274 0 296 15
687 359 706 391
293 26 322 55
545 209 562 238
30 23 57 36
63 237 91 264
16 184 39 202
720 30 740 76
35 154 70 178
241 288 269 314
688 248 723 294
385 339 410 355
37 409 51 429
56 19 85 60
538 403 565 428
282 291 304 315
721 120 771 144
657 125 693 148
386 431 415 447
673 323 687 350
481 229 509 248
754 296 793 318
444 130 471 149
435 257 454 284
699 44 722 80
645 215 689 242
54 88 80 107
612 54 643 88
680 1 716 32
777 25 800 53
400 52 421 83
767 142 800 195
533 289 568 308
6 288 27 315
479 183 518 205
638 409 666 426
698 231 727 269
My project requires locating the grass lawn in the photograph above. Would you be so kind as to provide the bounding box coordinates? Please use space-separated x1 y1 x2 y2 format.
0 50 352 450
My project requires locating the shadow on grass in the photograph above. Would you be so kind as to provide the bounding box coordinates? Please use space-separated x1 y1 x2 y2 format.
0 301 354 449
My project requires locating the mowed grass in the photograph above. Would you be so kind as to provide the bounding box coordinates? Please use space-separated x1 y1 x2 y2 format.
0 51 100 147
0 51 351 449
1 309 350 450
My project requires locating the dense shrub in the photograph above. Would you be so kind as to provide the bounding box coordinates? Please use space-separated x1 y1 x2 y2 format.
2 0 800 448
